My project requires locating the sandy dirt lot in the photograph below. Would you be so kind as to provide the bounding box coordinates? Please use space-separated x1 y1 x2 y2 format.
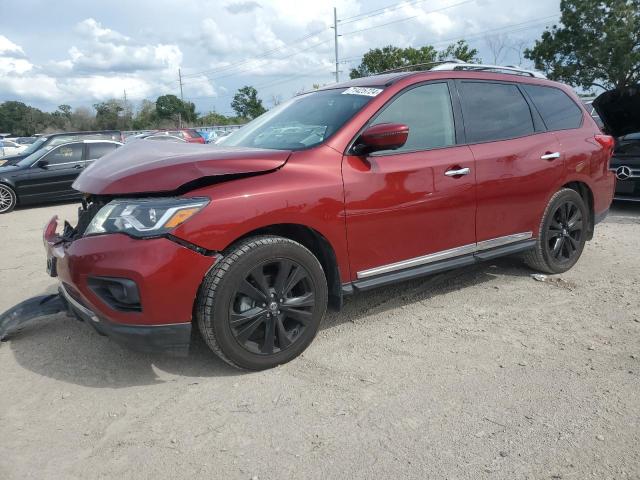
0 201 639 480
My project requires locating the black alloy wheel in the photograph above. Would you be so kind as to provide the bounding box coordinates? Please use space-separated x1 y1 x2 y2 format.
197 236 328 370
230 259 316 355
546 200 583 263
524 188 589 274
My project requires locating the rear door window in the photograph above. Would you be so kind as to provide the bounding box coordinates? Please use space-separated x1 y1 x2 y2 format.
524 85 583 130
43 143 83 165
371 82 456 153
458 82 535 143
87 142 118 160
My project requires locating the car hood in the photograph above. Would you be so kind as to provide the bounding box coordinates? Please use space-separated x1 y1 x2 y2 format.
1 154 27 165
73 141 292 195
0 164 21 174
593 85 640 137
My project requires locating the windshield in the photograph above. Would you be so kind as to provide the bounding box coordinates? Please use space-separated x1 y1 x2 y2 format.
222 87 381 150
20 136 48 156
16 145 54 167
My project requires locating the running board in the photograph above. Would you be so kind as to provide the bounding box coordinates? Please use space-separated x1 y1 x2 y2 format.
346 239 536 293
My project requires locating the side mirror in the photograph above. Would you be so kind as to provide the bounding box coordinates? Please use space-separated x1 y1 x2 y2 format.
353 123 409 155
36 160 49 169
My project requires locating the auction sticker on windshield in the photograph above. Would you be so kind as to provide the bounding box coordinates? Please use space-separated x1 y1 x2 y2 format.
341 87 383 97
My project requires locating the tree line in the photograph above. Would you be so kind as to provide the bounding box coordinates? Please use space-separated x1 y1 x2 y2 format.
0 86 266 136
1 0 638 137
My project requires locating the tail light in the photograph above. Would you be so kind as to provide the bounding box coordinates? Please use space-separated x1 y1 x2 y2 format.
595 134 615 171
595 134 614 152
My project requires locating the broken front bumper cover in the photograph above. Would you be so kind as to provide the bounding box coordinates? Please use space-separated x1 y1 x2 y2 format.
59 283 192 356
0 286 192 356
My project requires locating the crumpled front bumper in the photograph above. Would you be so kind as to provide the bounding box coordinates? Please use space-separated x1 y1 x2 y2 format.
43 216 218 355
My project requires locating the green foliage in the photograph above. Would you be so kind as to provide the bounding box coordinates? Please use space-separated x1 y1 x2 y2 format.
231 86 266 119
525 0 640 90
0 101 54 136
155 94 197 126
93 99 123 130
349 40 481 79
199 111 246 126
0 87 266 135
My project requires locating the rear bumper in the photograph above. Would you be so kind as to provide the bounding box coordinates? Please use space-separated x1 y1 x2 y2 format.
44 216 218 355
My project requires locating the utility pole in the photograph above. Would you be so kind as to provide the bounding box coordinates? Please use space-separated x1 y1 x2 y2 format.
123 89 128 130
333 7 340 83
178 68 184 128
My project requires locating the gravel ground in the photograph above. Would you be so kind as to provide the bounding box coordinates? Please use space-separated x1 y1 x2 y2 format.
1 201 639 480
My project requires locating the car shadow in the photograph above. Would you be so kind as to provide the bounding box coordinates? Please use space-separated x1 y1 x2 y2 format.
3 255 531 388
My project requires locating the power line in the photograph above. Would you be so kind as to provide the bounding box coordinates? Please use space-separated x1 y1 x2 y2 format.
340 0 429 24
341 0 477 37
340 13 560 65
180 38 333 86
179 27 330 81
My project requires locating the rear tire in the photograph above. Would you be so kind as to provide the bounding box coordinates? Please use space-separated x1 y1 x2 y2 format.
196 235 328 370
524 188 588 274
0 184 16 214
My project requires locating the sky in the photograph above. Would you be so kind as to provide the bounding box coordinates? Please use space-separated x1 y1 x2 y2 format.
0 0 561 115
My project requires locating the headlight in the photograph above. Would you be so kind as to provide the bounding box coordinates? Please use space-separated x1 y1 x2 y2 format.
84 197 209 238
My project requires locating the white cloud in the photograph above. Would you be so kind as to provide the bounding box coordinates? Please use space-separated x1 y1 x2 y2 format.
0 0 560 111
75 18 130 43
0 35 25 57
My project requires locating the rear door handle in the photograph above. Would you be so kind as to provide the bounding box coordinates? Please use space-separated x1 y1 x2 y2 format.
540 152 561 161
73 164 83 169
444 167 471 177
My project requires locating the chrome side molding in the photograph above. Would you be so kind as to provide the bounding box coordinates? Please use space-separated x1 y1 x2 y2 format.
357 232 532 279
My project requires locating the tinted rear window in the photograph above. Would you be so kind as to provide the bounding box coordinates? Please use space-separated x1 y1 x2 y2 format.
87 142 118 159
524 85 583 131
458 82 534 143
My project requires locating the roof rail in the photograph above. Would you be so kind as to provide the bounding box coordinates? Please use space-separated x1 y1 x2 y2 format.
378 59 466 75
430 62 546 78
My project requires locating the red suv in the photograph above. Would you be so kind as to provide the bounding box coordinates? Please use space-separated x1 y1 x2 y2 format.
43 64 615 370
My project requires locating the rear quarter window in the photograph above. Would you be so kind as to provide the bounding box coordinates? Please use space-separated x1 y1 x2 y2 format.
523 85 583 131
87 142 119 159
458 81 535 143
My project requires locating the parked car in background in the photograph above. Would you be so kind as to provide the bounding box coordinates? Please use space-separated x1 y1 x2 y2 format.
144 135 186 143
166 129 205 144
0 130 124 166
0 139 122 213
42 63 614 370
0 139 28 160
15 136 38 145
204 129 232 144
593 86 640 202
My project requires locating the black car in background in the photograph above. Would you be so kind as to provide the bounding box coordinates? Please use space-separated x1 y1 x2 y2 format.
0 139 122 213
0 130 123 166
593 86 640 202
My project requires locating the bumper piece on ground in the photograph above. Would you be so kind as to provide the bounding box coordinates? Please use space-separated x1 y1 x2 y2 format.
0 294 67 341
0 288 192 356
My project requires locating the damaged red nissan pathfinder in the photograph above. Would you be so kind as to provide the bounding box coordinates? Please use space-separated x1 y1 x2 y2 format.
40 63 615 370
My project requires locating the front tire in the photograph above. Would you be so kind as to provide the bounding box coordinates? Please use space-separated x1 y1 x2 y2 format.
524 188 588 274
0 184 16 213
196 236 328 370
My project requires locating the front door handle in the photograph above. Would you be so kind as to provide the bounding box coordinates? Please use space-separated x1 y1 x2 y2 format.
540 152 561 161
73 164 83 169
444 167 471 177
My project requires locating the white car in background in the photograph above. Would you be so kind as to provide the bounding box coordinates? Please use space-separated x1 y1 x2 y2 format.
0 139 28 160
